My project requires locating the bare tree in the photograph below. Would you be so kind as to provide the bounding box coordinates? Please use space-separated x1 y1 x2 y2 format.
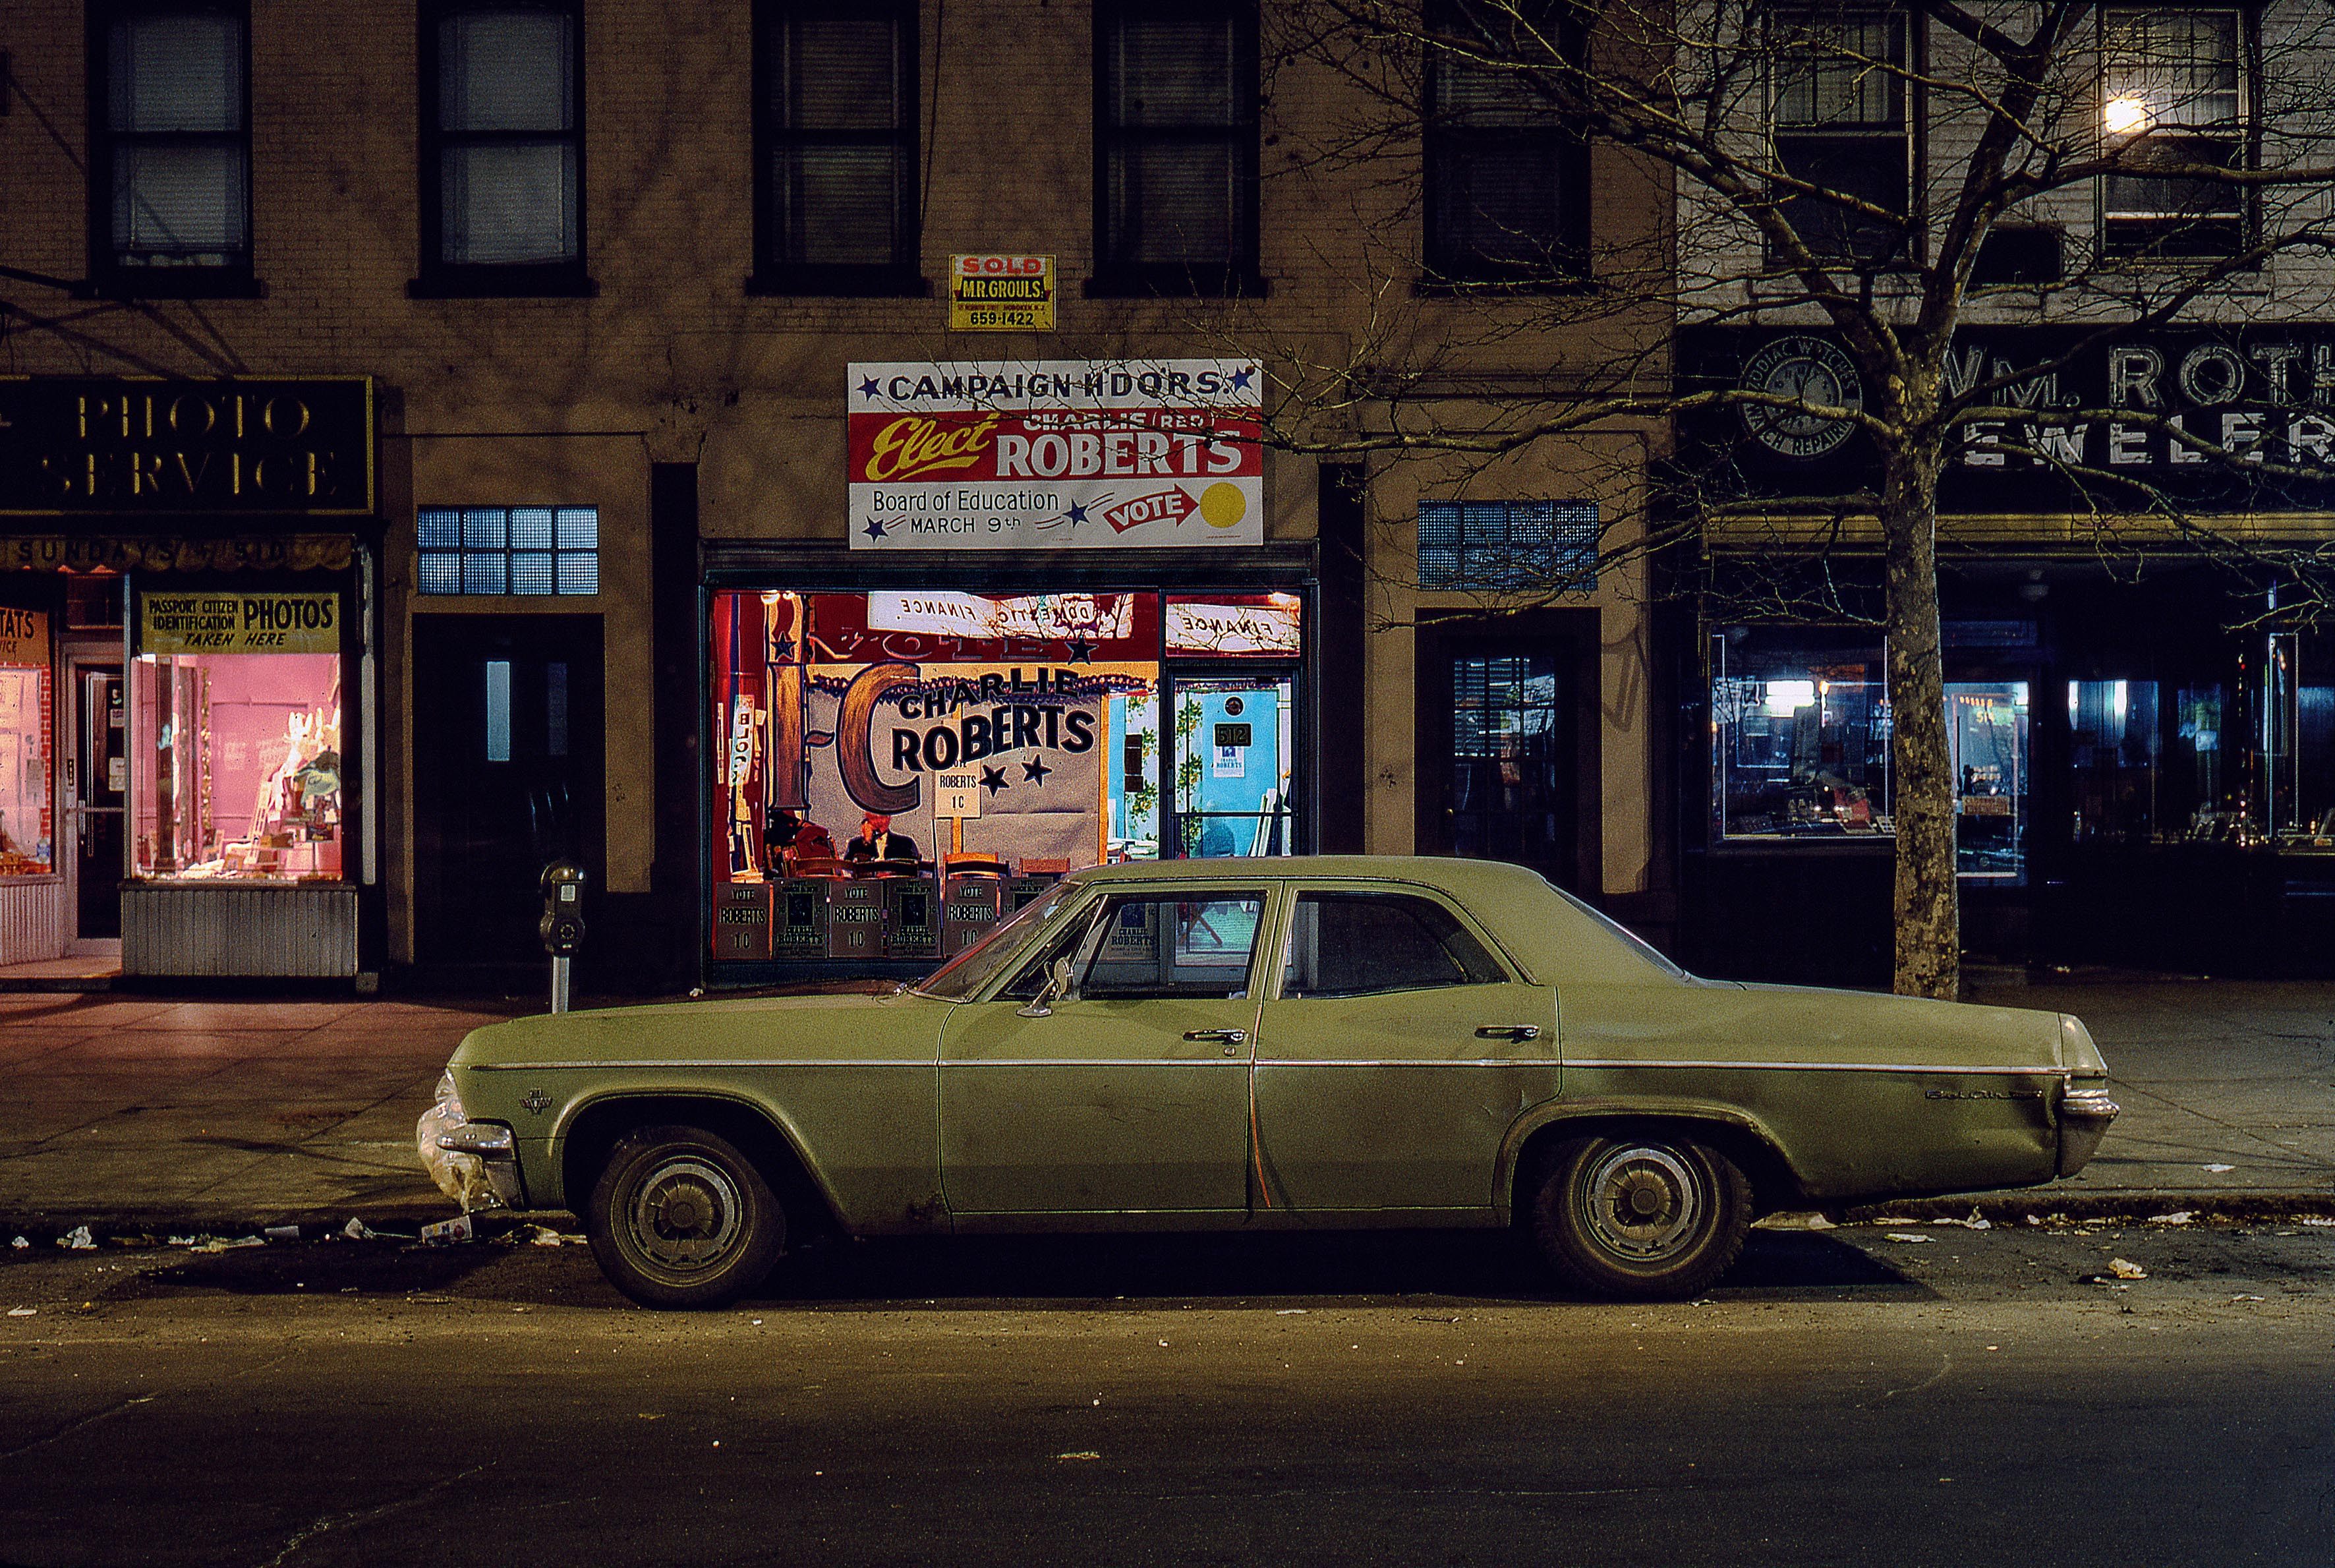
1257 0 2335 997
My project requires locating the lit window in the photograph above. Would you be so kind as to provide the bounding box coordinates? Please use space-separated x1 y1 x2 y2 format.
1417 501 1598 591
417 506 598 596
2100 8 2247 256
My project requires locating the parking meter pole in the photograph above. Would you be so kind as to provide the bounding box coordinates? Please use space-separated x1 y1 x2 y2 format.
550 955 572 1014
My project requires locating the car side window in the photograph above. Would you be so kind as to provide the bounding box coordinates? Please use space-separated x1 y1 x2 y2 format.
1279 891 1507 999
1008 891 1266 1001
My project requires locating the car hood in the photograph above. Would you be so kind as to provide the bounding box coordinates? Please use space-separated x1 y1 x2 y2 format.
447 984 944 1069
1561 977 2071 1070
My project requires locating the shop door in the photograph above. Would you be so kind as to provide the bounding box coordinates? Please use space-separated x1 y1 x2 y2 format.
1161 669 1297 858
70 663 125 940
1418 617 1596 892
413 617 603 964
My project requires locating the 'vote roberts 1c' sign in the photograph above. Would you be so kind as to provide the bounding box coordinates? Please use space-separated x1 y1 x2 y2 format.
848 359 1263 550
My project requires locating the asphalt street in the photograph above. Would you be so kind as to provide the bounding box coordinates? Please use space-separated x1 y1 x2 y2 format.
3 1221 2329 1568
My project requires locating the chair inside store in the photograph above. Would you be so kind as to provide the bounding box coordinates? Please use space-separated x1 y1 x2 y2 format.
942 852 1006 877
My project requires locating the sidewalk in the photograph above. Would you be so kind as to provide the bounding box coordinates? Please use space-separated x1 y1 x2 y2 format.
0 980 2328 1237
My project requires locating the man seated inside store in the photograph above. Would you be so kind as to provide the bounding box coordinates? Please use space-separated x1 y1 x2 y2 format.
844 812 921 872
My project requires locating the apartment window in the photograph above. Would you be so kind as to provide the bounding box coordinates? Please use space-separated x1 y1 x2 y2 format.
753 2 919 294
1418 501 1598 591
416 1 586 295
1423 0 1584 283
1772 9 1914 267
2100 8 2247 256
90 1 254 293
1093 1 1260 295
417 507 599 596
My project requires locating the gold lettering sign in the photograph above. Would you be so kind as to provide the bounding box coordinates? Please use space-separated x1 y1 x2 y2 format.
141 592 341 655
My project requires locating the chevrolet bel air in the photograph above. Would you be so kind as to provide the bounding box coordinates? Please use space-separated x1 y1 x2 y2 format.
426 857 2118 1307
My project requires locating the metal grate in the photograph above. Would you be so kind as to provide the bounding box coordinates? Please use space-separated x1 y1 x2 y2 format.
1418 500 1598 591
418 506 598 596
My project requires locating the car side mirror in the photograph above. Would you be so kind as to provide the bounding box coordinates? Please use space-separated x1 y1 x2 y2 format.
1017 956 1076 1018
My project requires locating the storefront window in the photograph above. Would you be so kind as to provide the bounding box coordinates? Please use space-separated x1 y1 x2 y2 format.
2070 680 2162 842
0 610 54 876
1949 682 2027 881
131 591 347 882
708 587 1301 960
1712 631 1892 838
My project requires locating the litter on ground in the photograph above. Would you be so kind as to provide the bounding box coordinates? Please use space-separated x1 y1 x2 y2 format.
2109 1258 2147 1279
7 1307 34 1317
59 1226 94 1251
2147 1211 2196 1226
2203 1163 2236 1173
1884 1233 1934 1244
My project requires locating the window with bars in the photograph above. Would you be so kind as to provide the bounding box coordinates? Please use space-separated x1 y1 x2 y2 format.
1418 501 1598 591
1770 8 1914 267
416 0 587 295
92 1 254 293
1093 0 1261 295
1423 0 1584 283
417 507 599 596
2100 8 2248 257
753 1 919 293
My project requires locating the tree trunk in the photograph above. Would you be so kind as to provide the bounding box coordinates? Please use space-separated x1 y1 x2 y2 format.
1881 436 1960 1000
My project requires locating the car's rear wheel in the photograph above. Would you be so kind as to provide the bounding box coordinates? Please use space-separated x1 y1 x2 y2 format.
587 1124 785 1309
1528 1132 1751 1300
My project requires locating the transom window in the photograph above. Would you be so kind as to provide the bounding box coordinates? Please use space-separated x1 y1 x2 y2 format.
754 1 919 293
1280 892 1507 998
2100 8 2247 256
1418 501 1599 592
417 506 598 596
94 1 252 291
1770 7 1913 266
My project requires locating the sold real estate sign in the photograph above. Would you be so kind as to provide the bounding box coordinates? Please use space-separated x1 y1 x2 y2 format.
847 359 1264 550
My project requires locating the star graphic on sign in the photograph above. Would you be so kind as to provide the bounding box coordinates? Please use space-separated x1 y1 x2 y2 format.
858 376 882 398
769 635 795 660
1065 502 1089 525
1063 635 1095 664
1230 366 1255 390
1022 754 1052 786
980 764 1010 796
863 517 888 541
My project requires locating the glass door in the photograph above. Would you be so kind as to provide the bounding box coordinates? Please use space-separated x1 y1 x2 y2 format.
69 661 126 939
1162 670 1296 858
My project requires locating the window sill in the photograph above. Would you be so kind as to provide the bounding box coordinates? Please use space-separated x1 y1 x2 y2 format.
1084 266 1270 300
745 266 931 299
1413 272 1591 298
407 268 597 299
82 270 265 301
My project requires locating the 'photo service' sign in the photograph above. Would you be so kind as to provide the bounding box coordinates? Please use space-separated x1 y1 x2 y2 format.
848 360 1264 550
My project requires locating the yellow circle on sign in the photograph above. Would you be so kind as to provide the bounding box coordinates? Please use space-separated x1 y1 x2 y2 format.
1199 482 1246 529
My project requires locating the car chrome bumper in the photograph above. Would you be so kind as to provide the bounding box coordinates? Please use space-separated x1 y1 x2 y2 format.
2058 1086 2119 1178
437 1121 527 1207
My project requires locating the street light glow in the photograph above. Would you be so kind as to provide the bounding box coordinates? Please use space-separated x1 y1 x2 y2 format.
2102 96 2152 136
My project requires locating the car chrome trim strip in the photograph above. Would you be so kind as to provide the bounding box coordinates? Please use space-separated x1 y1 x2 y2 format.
469 1059 935 1071
1562 1059 2061 1075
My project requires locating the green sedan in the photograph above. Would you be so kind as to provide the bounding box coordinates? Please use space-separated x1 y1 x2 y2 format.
424 857 2116 1308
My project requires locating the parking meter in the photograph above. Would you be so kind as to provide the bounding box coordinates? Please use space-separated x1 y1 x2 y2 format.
539 860 587 1012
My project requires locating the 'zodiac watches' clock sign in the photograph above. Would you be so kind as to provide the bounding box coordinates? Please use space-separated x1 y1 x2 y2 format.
1738 336 1864 458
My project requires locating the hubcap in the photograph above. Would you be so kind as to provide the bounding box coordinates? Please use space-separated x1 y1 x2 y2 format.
627 1156 745 1275
1578 1144 1708 1264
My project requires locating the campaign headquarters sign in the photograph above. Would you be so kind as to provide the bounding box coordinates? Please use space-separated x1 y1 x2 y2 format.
848 359 1264 550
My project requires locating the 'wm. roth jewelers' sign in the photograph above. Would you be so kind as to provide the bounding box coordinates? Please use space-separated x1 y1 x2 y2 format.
848 360 1263 549
1675 327 2335 513
0 378 375 516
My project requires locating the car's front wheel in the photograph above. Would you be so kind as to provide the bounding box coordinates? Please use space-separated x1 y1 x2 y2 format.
587 1124 786 1309
1528 1132 1751 1300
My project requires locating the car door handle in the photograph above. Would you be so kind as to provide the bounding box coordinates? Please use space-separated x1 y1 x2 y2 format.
1184 1028 1248 1050
1476 1024 1542 1042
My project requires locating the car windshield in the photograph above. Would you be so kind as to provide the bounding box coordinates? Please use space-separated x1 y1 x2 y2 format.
913 882 1076 999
